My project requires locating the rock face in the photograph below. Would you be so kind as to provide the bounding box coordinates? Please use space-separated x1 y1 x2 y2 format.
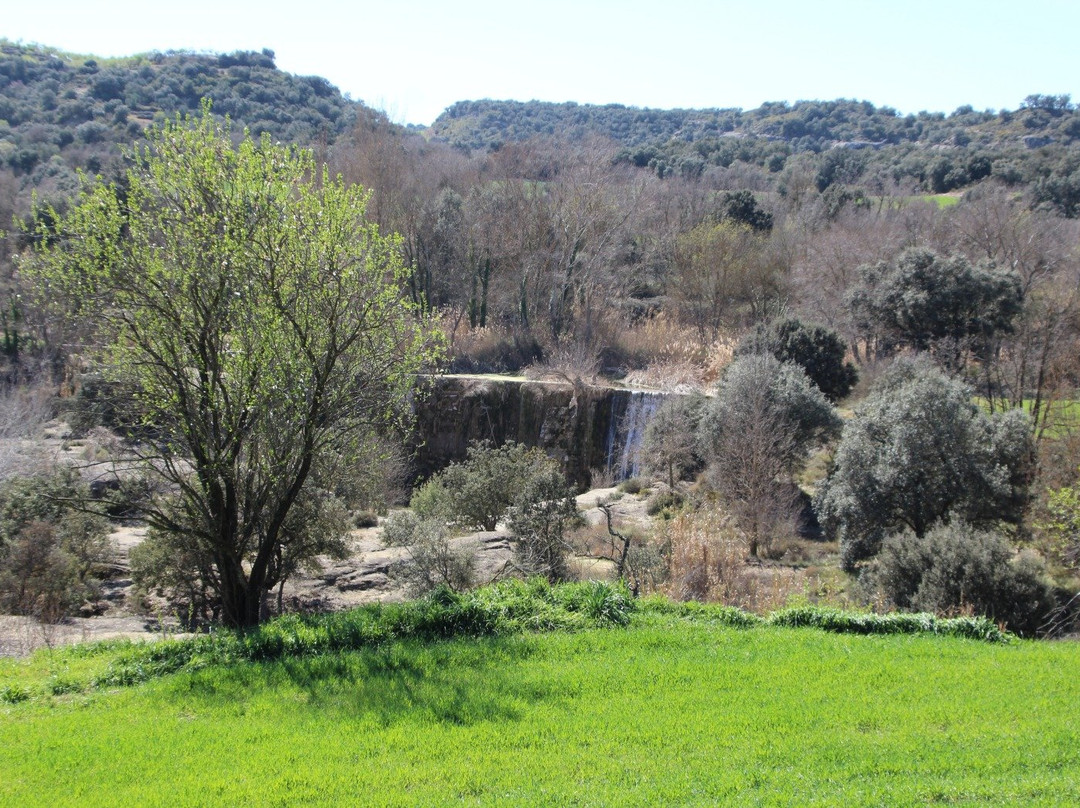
413 376 669 489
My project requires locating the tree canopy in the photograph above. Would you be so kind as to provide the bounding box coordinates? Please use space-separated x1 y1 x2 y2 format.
24 108 437 627
735 318 858 401
848 248 1022 370
815 358 1033 571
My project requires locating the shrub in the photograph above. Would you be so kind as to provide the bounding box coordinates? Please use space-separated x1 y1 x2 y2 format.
381 510 423 547
390 519 477 596
874 520 1056 636
767 605 1011 643
0 471 110 621
645 489 683 516
508 465 582 582
419 441 553 532
735 318 858 401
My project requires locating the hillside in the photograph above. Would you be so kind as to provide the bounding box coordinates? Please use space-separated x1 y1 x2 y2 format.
431 96 1080 152
0 41 381 206
430 96 1080 208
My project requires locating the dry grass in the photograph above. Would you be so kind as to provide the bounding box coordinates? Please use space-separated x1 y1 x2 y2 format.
664 505 807 613
615 315 735 390
0 385 59 481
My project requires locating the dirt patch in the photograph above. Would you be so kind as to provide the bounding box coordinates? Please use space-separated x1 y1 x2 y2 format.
0 487 656 657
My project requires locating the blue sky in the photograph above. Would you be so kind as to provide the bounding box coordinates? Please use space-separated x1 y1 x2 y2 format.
4 0 1076 126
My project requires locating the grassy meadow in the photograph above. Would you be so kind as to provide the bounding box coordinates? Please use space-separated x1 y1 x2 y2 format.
2 588 1078 807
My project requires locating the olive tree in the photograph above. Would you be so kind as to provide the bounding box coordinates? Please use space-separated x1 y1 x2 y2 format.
815 358 1034 571
25 109 437 627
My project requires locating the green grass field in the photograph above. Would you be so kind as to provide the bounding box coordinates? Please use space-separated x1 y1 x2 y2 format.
2 597 1077 806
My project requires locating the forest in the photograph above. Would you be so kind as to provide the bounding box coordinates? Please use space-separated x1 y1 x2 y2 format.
1 40 1079 640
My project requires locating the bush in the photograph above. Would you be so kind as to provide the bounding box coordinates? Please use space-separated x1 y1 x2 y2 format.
90 579 637 690
381 510 423 547
767 604 1011 643
735 318 858 401
875 520 1056 636
390 519 477 596
0 470 110 621
418 441 553 532
645 489 683 516
508 465 582 582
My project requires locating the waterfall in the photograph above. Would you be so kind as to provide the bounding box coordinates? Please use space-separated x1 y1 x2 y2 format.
605 391 666 481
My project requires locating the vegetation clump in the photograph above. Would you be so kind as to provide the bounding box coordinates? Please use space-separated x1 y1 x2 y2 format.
815 358 1033 571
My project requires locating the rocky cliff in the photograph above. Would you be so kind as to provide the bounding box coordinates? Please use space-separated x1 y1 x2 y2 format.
413 376 669 489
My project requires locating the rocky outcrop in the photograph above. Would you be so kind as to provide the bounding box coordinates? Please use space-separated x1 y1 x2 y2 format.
413 376 669 489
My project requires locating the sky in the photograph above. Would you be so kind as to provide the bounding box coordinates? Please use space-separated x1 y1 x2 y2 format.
4 0 1077 126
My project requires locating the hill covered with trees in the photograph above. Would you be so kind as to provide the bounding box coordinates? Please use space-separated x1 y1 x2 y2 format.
0 40 379 206
430 96 1080 210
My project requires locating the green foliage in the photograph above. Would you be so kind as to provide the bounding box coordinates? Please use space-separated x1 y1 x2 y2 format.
0 469 81 546
699 353 841 472
848 248 1023 370
389 517 477 597
718 189 773 231
875 520 1056 636
736 318 858 401
815 358 1035 571
645 489 684 516
24 108 436 628
74 579 635 689
416 441 558 533
766 604 1011 642
507 465 582 581
0 470 110 620
1043 472 1080 569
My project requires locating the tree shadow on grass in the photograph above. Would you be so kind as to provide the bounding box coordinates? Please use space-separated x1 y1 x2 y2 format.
176 634 542 728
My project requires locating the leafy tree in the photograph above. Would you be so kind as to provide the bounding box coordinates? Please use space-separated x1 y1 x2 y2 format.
699 355 841 473
875 520 1055 636
25 109 436 627
719 190 773 231
815 358 1034 571
408 441 579 582
735 318 858 401
848 248 1022 370
508 464 581 582
1042 474 1080 571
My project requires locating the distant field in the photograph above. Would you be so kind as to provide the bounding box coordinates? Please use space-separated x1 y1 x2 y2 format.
3 610 1078 806
975 397 1080 438
919 193 962 208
